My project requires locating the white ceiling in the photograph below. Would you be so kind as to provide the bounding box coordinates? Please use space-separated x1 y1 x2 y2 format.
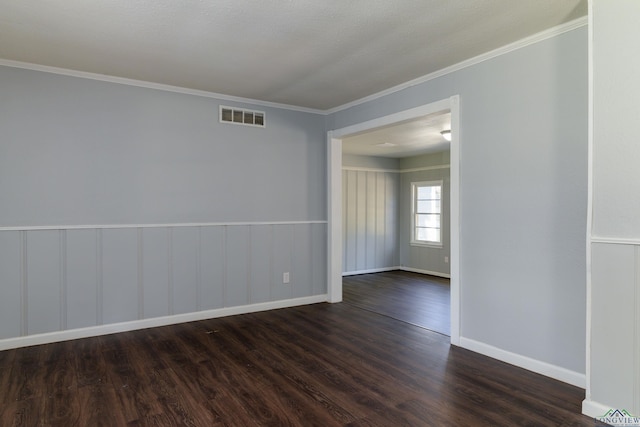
342 111 451 158
0 0 586 111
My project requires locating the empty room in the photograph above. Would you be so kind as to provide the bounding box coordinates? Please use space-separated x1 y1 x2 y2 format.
1 1 638 425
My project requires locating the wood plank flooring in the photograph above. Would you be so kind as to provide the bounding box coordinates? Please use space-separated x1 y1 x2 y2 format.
343 271 450 335
0 301 600 426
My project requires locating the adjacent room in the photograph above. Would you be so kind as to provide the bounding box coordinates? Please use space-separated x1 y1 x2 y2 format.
340 112 453 336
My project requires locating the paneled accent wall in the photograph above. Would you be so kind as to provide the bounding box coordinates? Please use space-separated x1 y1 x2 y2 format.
0 222 327 343
589 241 640 415
342 169 399 274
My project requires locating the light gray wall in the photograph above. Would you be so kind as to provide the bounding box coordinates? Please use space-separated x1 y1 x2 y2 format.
588 0 640 415
0 65 327 342
398 151 450 275
342 155 399 273
328 27 588 375
0 66 326 226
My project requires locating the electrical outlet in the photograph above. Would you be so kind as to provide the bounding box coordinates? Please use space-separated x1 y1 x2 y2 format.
444 256 449 263
283 272 290 284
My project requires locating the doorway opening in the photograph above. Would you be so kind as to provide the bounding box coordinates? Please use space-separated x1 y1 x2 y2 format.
327 96 460 345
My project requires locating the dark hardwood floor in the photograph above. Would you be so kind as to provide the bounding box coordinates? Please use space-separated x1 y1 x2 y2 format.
343 271 450 335
0 300 599 426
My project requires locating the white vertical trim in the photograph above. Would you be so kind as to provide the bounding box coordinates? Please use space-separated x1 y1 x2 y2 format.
583 0 594 411
635 246 640 415
374 172 379 267
247 225 253 303
20 231 28 336
60 230 67 330
449 94 461 346
222 226 228 307
383 174 388 267
269 225 274 301
196 227 202 312
167 228 174 315
287 225 294 298
328 133 343 303
96 229 103 325
137 228 144 319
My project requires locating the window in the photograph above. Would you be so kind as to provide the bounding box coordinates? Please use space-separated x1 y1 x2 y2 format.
411 181 442 246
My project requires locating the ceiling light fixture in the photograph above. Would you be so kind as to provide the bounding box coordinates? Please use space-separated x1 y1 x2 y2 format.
440 130 452 141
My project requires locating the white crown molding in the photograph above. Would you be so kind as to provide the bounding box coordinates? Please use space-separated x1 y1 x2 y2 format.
0 59 324 115
0 294 328 351
327 16 588 115
458 337 586 388
0 220 327 232
0 17 586 116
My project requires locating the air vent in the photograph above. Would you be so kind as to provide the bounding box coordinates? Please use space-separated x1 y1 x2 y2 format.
220 106 265 128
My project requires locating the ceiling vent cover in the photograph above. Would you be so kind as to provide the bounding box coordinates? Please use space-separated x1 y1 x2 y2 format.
220 106 265 128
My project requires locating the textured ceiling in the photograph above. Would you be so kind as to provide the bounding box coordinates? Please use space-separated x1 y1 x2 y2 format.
0 0 586 110
343 112 451 158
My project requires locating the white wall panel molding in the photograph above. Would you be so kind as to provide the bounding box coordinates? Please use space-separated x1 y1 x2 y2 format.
0 222 328 348
0 220 327 232
459 337 586 388
0 294 327 352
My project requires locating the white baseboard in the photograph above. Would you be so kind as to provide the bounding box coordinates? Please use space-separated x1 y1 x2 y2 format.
342 266 400 276
582 399 613 419
399 266 451 278
342 266 451 278
0 295 328 351
458 337 586 388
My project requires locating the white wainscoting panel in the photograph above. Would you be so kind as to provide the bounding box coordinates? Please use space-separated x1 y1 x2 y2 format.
588 242 640 415
342 169 399 273
0 231 22 339
66 229 99 329
0 222 327 349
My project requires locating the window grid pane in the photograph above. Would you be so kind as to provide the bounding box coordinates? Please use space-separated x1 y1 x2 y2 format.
413 183 442 244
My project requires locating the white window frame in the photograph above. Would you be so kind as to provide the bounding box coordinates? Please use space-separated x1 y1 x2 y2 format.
411 180 443 248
